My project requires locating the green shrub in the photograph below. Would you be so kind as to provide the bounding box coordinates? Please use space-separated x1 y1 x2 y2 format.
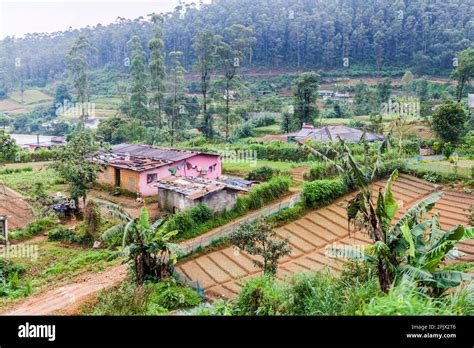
189 204 213 223
0 259 31 299
9 217 55 241
361 280 454 315
246 166 279 181
90 282 155 316
148 279 202 310
184 299 234 316
247 175 291 210
283 268 379 316
0 166 33 175
267 204 305 226
303 162 336 181
234 275 287 315
48 226 75 241
0 258 25 279
166 211 195 234
301 179 347 209
247 142 310 162
401 140 420 156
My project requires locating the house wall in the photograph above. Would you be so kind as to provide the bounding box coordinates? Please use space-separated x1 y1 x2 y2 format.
138 154 222 197
157 189 238 213
120 169 140 192
97 154 222 197
97 166 116 186
97 166 140 193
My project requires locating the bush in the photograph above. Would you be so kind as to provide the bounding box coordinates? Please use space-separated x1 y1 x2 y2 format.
189 204 213 224
166 211 195 234
362 280 454 315
184 299 234 316
247 142 310 162
234 275 287 315
303 162 336 181
0 166 33 175
148 279 202 310
0 258 25 280
246 175 291 210
0 259 31 299
301 179 347 209
282 263 379 316
9 217 55 241
48 226 75 241
90 282 156 316
267 204 305 226
246 166 279 181
167 177 290 242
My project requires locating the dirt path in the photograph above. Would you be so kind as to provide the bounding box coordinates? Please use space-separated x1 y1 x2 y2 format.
2 191 301 315
5 265 127 315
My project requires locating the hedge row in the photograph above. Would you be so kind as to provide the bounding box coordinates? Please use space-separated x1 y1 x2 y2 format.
303 162 337 181
301 179 348 209
167 176 292 242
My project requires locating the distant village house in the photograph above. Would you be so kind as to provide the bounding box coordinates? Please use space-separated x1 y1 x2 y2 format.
95 143 222 197
152 176 247 213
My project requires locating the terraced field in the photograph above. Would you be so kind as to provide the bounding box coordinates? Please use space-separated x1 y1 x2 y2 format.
175 174 474 300
0 184 35 230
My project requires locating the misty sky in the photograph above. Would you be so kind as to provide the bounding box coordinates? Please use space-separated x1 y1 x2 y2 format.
0 0 204 39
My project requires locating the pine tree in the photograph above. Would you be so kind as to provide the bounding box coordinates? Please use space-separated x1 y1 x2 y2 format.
127 36 149 122
148 14 166 144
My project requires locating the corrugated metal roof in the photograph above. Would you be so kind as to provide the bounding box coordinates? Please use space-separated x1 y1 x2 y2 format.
295 125 383 143
152 176 247 200
111 143 200 162
95 153 171 172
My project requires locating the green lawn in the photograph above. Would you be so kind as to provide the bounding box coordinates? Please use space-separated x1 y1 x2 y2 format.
406 159 474 178
9 89 52 105
222 159 302 176
254 124 282 136
0 166 66 196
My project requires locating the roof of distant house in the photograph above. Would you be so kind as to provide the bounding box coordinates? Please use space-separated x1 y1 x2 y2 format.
152 175 247 200
259 133 297 144
295 125 384 143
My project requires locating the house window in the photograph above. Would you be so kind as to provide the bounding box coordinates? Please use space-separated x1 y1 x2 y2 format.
147 173 158 184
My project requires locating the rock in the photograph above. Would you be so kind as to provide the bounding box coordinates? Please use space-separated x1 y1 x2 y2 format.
93 241 101 249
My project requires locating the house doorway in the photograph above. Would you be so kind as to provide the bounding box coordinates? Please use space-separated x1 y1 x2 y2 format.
114 168 121 188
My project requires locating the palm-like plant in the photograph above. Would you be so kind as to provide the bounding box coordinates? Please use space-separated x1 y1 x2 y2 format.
99 202 181 284
327 166 474 294
306 138 474 293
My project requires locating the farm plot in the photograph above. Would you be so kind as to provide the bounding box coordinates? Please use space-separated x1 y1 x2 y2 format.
176 174 474 300
0 184 35 230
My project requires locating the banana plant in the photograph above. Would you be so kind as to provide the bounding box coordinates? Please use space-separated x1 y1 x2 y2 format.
328 170 474 294
99 202 182 283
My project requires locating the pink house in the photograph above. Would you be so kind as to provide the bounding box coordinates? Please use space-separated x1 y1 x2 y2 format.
96 143 222 197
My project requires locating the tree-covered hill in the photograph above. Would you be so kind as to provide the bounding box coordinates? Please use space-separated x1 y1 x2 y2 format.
0 0 472 91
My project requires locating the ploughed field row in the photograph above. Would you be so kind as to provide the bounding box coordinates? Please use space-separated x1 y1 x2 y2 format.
175 174 474 300
0 186 35 230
